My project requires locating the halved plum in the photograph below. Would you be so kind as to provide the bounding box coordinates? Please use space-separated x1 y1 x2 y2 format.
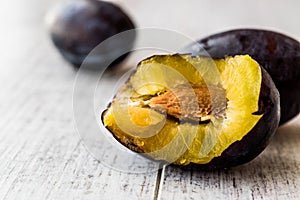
102 54 280 169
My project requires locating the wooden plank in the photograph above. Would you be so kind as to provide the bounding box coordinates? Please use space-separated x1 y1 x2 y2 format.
0 50 158 200
158 117 300 200
0 0 159 199
0 69 159 199
0 130 158 200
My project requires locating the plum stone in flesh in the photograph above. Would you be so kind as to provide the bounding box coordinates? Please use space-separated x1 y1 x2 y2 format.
102 54 280 170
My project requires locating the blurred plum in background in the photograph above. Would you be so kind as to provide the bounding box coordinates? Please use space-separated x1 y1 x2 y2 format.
47 0 136 69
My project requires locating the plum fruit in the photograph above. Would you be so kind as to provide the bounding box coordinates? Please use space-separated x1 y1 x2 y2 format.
102 54 280 170
182 29 300 124
47 0 135 68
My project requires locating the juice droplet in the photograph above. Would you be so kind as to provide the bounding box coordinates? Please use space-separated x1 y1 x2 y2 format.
179 158 187 165
137 140 144 147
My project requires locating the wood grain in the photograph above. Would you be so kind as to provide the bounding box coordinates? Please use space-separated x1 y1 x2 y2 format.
0 0 158 199
159 118 300 200
0 0 300 199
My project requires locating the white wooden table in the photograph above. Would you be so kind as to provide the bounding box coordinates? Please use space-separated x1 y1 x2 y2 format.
0 0 300 199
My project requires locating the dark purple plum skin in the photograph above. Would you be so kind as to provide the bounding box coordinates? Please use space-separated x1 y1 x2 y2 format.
102 58 280 170
48 0 135 68
181 67 280 171
183 29 300 124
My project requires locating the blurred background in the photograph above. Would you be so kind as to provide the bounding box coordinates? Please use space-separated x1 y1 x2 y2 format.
1 0 300 74
119 0 300 40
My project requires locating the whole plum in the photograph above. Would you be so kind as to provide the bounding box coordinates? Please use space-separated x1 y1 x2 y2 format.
47 0 135 68
183 29 300 124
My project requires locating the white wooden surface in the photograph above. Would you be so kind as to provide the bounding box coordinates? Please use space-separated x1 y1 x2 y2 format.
159 122 300 200
0 0 300 199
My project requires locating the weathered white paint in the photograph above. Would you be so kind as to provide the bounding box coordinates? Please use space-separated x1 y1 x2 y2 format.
159 119 300 200
0 0 300 199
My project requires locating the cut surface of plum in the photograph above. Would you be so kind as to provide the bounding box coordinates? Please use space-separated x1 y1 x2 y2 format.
102 54 280 169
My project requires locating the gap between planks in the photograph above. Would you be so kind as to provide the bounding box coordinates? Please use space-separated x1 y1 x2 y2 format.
153 164 166 200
